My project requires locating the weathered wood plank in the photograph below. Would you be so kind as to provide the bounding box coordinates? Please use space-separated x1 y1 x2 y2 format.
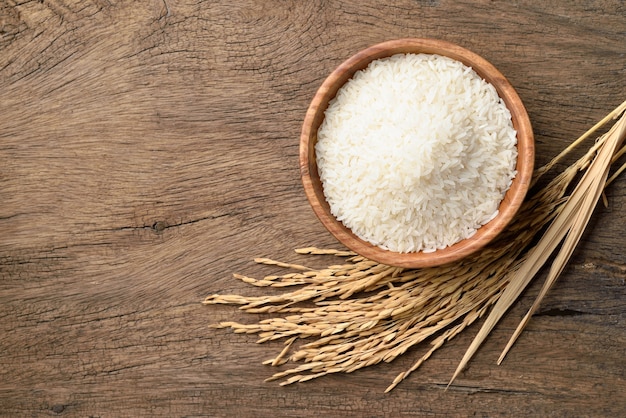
1 0 625 416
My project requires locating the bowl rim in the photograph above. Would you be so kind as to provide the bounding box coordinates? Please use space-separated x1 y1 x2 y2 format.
299 38 534 268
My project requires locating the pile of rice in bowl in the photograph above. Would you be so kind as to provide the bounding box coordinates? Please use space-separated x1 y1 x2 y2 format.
315 53 518 253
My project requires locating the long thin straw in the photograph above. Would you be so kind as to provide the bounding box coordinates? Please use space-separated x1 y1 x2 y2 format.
449 102 626 387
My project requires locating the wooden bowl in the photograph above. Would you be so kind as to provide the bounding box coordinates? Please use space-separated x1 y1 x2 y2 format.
299 38 534 268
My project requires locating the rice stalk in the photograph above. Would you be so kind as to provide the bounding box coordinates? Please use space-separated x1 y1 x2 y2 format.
204 100 626 391
449 101 626 386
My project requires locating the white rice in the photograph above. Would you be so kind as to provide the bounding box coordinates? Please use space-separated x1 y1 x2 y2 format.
315 53 518 253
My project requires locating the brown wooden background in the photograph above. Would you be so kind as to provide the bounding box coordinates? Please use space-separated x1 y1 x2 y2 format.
1 0 625 416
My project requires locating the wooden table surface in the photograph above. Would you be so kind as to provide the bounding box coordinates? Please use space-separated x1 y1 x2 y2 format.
1 1 625 416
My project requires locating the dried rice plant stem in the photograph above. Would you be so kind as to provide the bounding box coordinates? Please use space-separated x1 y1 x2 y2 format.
450 100 626 385
532 99 626 185
204 100 626 391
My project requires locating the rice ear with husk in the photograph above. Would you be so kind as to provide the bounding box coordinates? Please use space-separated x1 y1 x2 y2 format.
204 99 626 392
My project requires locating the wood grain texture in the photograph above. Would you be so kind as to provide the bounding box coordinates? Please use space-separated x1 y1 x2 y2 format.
1 0 624 416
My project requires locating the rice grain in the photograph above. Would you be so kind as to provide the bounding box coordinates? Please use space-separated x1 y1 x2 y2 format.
316 53 518 253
